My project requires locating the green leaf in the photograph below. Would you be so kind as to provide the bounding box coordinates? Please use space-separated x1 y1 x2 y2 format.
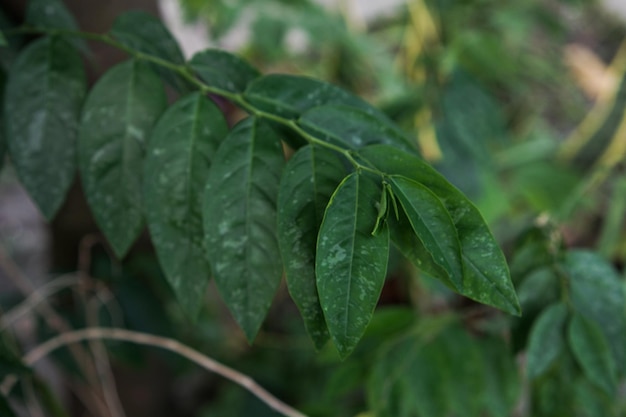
144 93 228 319
564 250 626 374
568 314 617 395
79 60 167 258
110 11 190 93
277 145 347 349
204 117 285 341
573 379 613 417
244 74 399 124
0 30 6 47
5 36 85 219
299 104 416 152
368 335 424 417
26 0 78 29
25 0 87 53
316 171 389 358
526 303 568 378
480 338 521 417
189 49 260 94
387 206 453 288
437 325 487 417
389 175 464 290
358 145 520 315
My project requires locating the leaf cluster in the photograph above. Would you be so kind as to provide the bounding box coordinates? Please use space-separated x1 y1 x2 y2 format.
0 0 520 360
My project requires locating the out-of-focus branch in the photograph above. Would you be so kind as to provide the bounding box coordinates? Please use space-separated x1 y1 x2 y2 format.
1 327 309 417
0 244 109 417
0 275 80 331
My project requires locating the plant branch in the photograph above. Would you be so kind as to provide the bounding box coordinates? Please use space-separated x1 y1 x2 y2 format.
0 275 80 332
3 26 384 176
0 244 111 417
0 327 309 417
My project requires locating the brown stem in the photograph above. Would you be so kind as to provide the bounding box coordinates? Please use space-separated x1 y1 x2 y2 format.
0 327 309 417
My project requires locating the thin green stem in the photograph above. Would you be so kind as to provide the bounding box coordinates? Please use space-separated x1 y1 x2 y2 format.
4 25 384 176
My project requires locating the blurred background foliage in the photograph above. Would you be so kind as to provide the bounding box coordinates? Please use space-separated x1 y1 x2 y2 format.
2 0 626 416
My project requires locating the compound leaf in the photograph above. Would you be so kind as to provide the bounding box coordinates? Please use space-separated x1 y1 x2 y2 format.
5 36 85 219
79 60 167 258
526 303 568 378
189 49 260 94
389 175 464 290
144 93 228 319
358 145 520 315
316 172 389 358
568 313 617 395
277 145 346 349
204 117 284 341
110 11 189 93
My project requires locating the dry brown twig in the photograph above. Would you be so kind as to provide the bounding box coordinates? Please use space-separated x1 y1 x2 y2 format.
0 241 111 417
0 327 309 417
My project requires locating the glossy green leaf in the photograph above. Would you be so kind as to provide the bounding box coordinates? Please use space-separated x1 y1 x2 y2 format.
299 105 416 152
79 60 167 258
110 11 189 93
568 314 617 395
389 175 464 290
277 145 346 349
316 172 389 358
5 36 85 219
25 0 87 53
526 303 568 378
144 93 228 319
204 117 285 341
358 145 520 315
564 250 626 374
189 49 260 94
245 74 399 124
387 207 453 288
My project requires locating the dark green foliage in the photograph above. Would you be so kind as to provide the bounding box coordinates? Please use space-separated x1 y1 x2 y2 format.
7 2 625 416
78 59 167 257
4 36 85 219
110 11 190 93
3 2 532 408
144 93 228 319
316 172 389 358
189 49 260 94
0 8 522 351
203 118 285 341
278 145 346 349
368 320 520 417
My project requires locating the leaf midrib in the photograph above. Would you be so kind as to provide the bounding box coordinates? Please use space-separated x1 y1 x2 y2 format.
342 173 360 339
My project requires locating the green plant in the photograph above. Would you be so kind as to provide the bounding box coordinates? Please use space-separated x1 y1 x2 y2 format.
1 1 625 416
